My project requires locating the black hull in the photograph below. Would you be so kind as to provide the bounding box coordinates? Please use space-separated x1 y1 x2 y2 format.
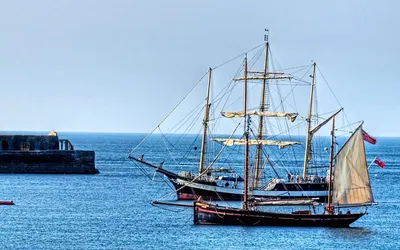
172 181 328 202
128 156 328 201
194 202 365 227
175 184 241 200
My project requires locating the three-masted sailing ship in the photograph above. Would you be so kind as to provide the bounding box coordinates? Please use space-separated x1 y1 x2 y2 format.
193 54 375 226
129 33 352 202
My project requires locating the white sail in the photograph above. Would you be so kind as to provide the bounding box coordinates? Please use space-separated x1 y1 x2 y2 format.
332 125 374 206
212 138 300 149
221 111 298 122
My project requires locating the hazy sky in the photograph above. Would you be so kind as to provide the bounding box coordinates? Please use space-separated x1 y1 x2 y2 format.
0 1 398 136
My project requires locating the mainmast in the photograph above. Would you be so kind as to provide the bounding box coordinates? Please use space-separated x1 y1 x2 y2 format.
327 116 335 214
302 62 316 178
199 67 212 174
253 31 269 189
243 55 250 210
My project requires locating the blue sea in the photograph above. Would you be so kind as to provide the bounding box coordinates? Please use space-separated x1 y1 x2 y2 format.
0 133 399 249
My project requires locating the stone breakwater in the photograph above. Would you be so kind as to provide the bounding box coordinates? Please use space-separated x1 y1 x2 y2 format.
0 150 98 174
0 133 98 174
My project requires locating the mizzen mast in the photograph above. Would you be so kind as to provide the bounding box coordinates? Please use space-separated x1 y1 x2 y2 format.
302 62 316 178
198 67 212 174
326 116 335 214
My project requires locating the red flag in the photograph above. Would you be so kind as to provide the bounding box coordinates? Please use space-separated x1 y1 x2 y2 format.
362 130 377 144
374 157 385 168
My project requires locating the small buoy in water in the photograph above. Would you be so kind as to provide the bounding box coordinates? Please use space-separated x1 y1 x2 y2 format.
194 146 198 150
374 174 378 177
0 200 14 205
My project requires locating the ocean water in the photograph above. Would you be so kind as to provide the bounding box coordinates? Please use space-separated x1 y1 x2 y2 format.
0 133 399 249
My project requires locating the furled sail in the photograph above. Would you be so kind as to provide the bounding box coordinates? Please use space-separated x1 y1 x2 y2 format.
233 75 293 81
221 111 298 122
332 124 374 206
304 109 343 167
212 138 301 149
310 109 343 135
251 199 320 206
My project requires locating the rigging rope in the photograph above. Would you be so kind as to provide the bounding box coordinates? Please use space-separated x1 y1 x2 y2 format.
212 42 265 70
128 71 208 155
155 124 241 201
316 65 352 128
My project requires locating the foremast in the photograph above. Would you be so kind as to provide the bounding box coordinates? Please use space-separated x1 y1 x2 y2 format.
198 67 212 174
243 55 250 210
253 31 269 189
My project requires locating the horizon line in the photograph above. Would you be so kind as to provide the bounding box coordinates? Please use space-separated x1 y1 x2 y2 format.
0 129 397 138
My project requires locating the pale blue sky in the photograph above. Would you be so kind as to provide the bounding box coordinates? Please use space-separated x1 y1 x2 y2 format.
0 1 398 136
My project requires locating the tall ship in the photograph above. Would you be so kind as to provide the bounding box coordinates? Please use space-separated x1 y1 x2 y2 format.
129 32 370 202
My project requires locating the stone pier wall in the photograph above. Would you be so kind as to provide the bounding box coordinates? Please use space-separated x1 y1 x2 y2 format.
0 150 98 174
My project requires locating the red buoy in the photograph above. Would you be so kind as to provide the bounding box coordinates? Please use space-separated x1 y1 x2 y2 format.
0 201 15 205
